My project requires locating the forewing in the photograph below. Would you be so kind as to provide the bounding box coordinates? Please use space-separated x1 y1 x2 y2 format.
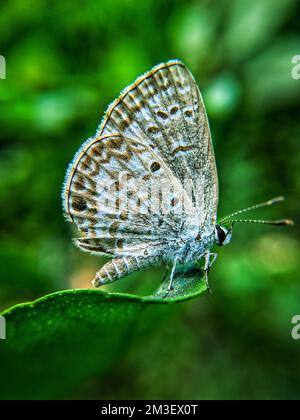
98 60 219 228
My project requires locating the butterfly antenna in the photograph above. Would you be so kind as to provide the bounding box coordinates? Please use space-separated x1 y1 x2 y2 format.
219 196 286 224
226 219 294 226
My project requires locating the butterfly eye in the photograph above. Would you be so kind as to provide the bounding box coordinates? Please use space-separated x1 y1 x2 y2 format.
195 232 201 241
215 225 225 245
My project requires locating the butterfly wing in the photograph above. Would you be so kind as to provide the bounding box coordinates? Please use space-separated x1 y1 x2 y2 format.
97 59 219 229
63 134 195 258
63 60 218 264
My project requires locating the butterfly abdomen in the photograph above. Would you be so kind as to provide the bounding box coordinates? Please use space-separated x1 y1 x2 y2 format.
92 255 158 287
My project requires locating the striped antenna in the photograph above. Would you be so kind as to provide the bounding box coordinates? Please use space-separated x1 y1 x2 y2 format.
225 219 294 226
219 196 285 224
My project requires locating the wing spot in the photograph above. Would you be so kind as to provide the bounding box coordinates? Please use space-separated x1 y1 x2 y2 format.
157 110 168 120
109 222 120 237
184 110 193 118
108 138 122 150
148 126 159 134
72 196 87 212
171 197 179 207
117 239 124 250
172 145 194 155
84 156 92 166
119 119 130 131
150 162 161 172
170 106 179 115
120 211 128 220
160 84 168 91
127 191 134 198
74 176 85 191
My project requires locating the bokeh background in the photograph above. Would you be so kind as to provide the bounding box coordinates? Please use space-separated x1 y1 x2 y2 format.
0 0 300 400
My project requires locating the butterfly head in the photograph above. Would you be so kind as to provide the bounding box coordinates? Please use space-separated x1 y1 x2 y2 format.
214 224 233 247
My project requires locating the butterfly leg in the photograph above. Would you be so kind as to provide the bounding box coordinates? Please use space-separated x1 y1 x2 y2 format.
163 256 179 298
203 252 218 294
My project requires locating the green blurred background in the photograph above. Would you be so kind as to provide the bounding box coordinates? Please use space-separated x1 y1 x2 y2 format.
0 0 300 400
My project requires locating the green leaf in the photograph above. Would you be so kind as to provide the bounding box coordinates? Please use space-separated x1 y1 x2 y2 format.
0 263 206 399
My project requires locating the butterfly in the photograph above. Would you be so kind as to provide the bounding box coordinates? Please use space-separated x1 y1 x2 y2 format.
62 60 293 296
